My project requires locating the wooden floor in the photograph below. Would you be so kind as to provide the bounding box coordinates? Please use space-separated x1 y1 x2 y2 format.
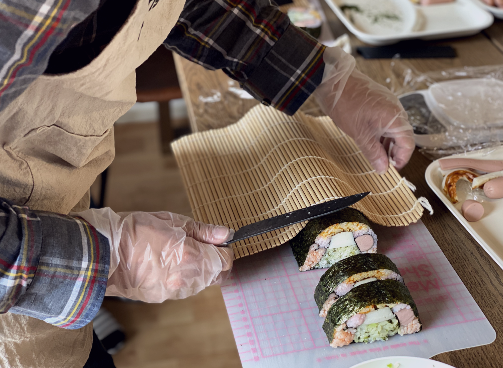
95 121 242 368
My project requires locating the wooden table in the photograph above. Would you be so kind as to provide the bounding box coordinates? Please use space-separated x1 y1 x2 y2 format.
173 7 503 367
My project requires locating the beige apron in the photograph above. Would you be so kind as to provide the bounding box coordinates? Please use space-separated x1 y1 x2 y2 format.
0 0 185 366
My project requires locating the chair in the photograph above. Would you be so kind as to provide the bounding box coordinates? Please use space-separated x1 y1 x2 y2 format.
136 46 184 154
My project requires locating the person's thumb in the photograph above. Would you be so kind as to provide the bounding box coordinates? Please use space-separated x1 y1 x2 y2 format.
185 220 234 245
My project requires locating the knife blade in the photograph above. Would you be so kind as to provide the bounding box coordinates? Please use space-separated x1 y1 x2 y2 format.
225 192 370 244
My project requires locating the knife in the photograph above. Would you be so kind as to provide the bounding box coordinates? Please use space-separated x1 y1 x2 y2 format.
224 192 370 244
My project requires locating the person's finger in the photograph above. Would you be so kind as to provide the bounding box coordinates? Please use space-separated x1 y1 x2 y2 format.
183 218 234 245
214 245 234 271
177 238 234 271
357 135 389 175
389 134 415 170
160 239 233 295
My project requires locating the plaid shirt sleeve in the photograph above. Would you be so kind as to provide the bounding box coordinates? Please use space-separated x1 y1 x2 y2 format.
0 0 100 113
0 199 109 330
164 0 326 116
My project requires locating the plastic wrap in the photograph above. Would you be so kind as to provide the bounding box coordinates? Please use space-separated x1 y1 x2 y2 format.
75 208 234 302
387 59 503 159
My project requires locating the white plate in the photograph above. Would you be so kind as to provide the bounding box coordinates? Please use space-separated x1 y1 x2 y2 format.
472 0 503 19
425 146 503 269
350 356 456 368
324 0 494 45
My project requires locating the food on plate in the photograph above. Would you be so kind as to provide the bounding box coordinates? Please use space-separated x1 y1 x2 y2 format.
483 177 503 199
287 7 322 39
461 200 484 222
442 170 479 203
420 0 455 5
472 170 503 189
314 254 403 318
290 208 377 272
339 0 406 35
438 158 503 173
322 279 421 348
482 0 503 8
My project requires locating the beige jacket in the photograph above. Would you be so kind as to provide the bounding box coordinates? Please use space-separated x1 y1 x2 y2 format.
0 0 185 366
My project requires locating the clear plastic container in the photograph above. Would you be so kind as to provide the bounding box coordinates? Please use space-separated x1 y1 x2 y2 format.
397 77 503 158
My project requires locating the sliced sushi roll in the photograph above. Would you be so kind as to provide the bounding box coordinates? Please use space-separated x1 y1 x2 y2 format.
315 254 403 318
287 7 323 39
290 208 377 272
323 279 421 348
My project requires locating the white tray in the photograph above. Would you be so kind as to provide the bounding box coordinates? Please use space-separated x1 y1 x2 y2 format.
472 0 503 19
351 356 455 368
425 146 503 269
324 0 494 45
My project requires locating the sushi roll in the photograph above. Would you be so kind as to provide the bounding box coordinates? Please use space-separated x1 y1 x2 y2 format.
315 254 403 318
287 7 323 39
323 279 421 348
290 208 377 272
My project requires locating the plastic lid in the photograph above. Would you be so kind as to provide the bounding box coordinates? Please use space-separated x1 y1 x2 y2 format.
428 78 503 129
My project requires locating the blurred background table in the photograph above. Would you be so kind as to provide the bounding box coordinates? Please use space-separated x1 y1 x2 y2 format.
172 4 503 367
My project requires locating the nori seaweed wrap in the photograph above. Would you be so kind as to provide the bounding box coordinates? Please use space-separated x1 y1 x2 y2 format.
290 208 377 272
323 279 421 348
315 254 403 317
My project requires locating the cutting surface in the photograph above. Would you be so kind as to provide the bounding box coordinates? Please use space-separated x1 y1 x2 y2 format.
221 220 494 367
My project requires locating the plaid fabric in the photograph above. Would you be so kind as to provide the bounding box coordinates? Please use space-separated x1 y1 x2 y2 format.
165 0 327 115
0 0 326 116
0 0 100 112
0 199 109 330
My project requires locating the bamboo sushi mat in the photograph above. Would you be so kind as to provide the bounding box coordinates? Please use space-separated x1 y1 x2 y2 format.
172 105 423 259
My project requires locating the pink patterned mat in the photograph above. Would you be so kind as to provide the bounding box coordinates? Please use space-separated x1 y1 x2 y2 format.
221 220 495 368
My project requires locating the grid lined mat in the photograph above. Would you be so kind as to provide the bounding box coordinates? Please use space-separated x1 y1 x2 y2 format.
221 221 495 367
172 105 423 259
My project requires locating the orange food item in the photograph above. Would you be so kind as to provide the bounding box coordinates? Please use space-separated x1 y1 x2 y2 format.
443 170 479 204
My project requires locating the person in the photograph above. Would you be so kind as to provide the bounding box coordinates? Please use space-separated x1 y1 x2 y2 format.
0 0 415 366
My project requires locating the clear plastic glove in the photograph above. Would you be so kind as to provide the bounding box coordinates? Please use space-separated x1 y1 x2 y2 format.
314 47 415 174
75 208 234 302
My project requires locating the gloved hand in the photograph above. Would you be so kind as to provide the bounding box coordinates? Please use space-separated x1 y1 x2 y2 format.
482 0 503 8
75 208 234 302
314 47 415 174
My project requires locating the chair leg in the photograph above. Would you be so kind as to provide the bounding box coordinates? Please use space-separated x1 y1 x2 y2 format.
99 168 109 208
158 101 174 154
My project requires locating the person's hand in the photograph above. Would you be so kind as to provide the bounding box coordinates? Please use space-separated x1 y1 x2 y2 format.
75 208 234 302
482 0 503 8
314 47 415 174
